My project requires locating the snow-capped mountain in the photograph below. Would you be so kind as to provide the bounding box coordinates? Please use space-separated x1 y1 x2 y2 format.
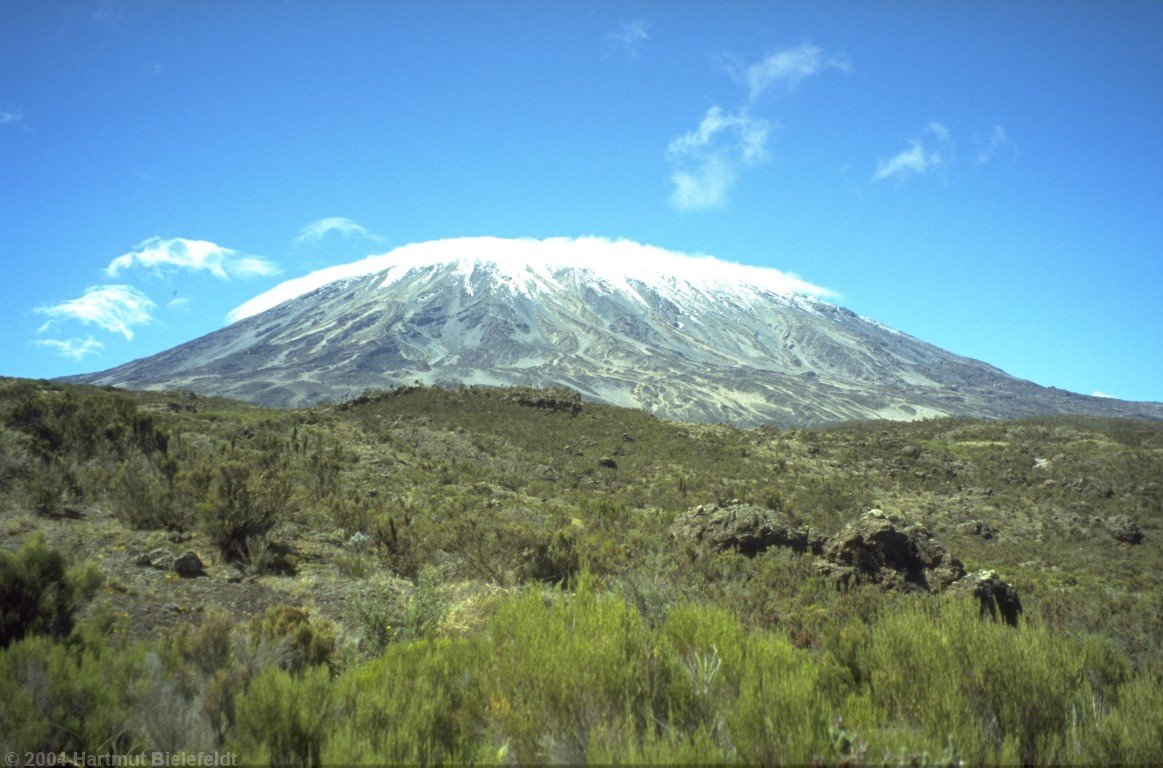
70 236 1163 426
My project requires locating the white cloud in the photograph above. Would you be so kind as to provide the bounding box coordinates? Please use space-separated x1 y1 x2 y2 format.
873 122 951 182
926 121 951 143
873 142 942 182
668 106 772 163
35 285 157 340
294 217 385 245
604 19 649 56
976 124 1010 164
667 106 774 211
744 43 850 101
34 336 105 361
669 156 736 211
105 236 279 280
0 109 24 125
1091 390 1116 399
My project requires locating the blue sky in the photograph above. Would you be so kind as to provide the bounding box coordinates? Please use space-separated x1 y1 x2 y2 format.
2 1 1161 403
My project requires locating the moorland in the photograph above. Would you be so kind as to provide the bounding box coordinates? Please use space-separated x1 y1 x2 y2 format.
1 378 1161 764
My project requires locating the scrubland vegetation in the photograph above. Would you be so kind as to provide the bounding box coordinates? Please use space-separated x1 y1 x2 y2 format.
1 378 1161 764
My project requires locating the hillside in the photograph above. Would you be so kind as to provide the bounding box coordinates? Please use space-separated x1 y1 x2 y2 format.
1 377 1161 764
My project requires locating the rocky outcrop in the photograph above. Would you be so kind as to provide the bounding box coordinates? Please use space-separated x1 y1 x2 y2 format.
173 551 206 578
671 500 824 557
814 509 965 591
814 509 1023 625
134 547 205 577
1106 514 1144 544
135 547 175 570
960 519 999 540
500 387 583 415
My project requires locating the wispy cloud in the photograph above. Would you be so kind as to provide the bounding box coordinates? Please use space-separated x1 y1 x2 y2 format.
873 122 950 182
0 109 24 125
669 156 737 212
36 285 157 341
294 217 385 245
741 43 850 101
976 124 1010 164
1091 390 1116 399
105 236 279 280
34 336 105 361
667 106 774 211
604 19 650 57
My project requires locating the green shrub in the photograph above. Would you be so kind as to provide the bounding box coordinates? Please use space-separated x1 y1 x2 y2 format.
327 637 486 763
484 581 663 763
524 525 580 585
1086 671 1163 764
0 632 145 754
0 425 32 493
177 611 236 676
199 460 291 564
0 534 101 647
248 605 336 675
113 455 188 530
660 603 853 763
230 665 333 766
863 598 1093 764
24 458 81 517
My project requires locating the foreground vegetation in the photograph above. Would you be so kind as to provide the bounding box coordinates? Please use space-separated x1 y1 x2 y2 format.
1 378 1160 764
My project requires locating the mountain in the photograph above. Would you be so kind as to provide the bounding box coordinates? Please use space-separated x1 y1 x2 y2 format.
69 236 1163 427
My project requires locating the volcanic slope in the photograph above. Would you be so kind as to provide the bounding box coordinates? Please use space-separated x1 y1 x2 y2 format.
71 236 1163 427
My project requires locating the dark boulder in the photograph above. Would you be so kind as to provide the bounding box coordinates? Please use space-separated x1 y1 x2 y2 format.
173 551 206 578
815 509 965 591
1106 514 1144 545
671 500 824 557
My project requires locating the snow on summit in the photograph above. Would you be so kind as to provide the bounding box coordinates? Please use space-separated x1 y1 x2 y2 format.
226 236 833 323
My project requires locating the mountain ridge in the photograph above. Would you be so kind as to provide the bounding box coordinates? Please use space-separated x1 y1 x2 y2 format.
68 237 1163 427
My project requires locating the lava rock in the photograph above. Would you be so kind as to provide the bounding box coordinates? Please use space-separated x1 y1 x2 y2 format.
815 509 965 591
173 551 206 577
136 547 174 570
500 387 582 415
671 501 824 557
1106 514 1144 545
960 519 999 540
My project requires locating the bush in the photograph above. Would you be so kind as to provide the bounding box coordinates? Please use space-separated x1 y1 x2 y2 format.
199 460 291 564
484 582 663 763
0 632 144 754
24 459 80 517
248 605 337 675
113 455 187 530
863 598 1094 764
0 534 101 647
659 603 853 763
0 425 32 493
327 637 486 763
230 665 333 766
1086 671 1163 764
